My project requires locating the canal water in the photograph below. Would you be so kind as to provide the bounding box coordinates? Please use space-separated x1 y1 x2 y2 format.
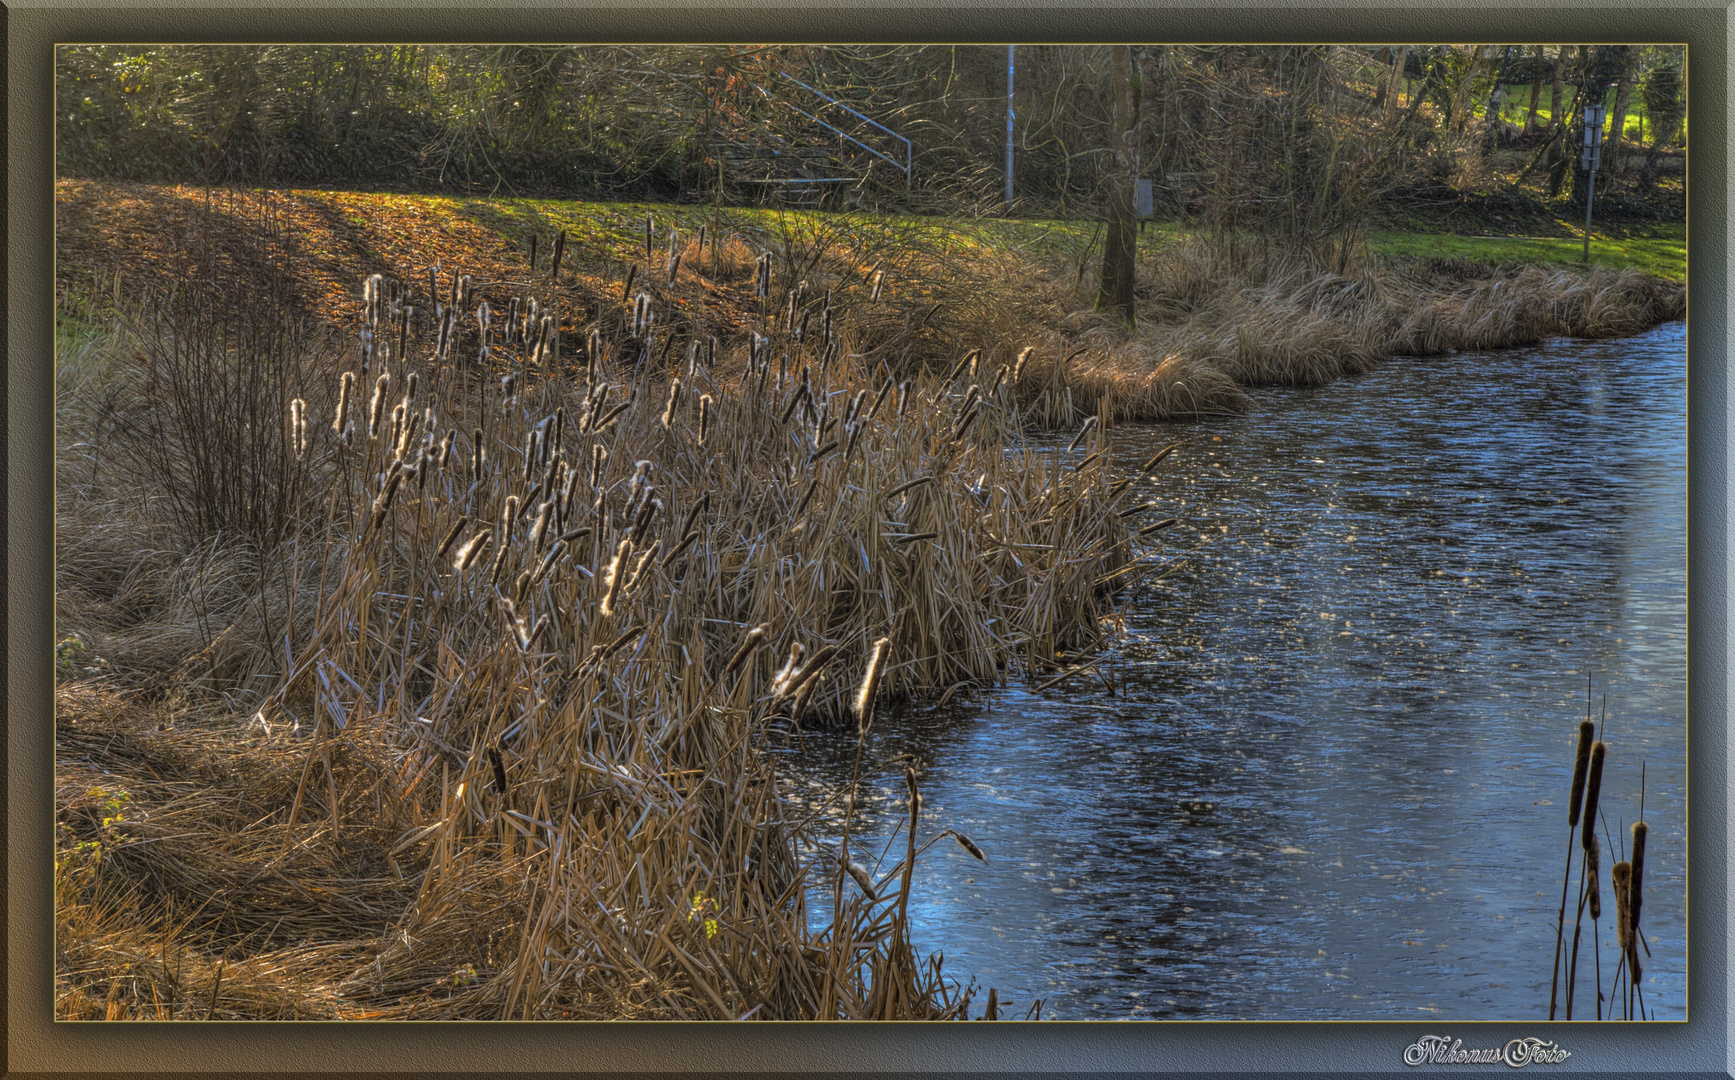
782 320 1687 1020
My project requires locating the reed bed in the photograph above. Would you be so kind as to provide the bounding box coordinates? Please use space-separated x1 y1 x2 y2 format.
943 235 1685 425
55 233 1158 1018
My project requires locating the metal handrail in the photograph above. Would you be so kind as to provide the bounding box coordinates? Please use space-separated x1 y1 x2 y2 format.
772 74 913 190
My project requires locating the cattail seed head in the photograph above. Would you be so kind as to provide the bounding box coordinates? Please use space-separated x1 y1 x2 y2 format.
288 399 307 459
622 542 658 594
1586 831 1603 920
454 529 491 572
846 860 877 898
898 380 913 418
334 371 355 438
856 637 891 735
528 501 553 552
1612 860 1634 953
661 379 682 429
724 624 770 682
770 642 806 701
1580 742 1607 850
1568 720 1596 825
697 394 713 446
1012 347 1034 386
501 372 519 404
438 429 454 469
952 831 987 862
1068 415 1099 453
870 268 885 302
599 538 632 618
500 495 519 547
436 516 469 562
1630 820 1648 933
368 374 391 438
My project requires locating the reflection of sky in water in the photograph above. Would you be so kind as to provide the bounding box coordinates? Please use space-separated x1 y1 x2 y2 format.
781 322 1686 1020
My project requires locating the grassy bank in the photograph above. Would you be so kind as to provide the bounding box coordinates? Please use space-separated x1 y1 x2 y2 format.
54 189 1163 1019
57 181 1685 434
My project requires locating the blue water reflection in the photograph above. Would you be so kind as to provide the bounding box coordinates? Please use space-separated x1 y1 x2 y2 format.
783 322 1686 1020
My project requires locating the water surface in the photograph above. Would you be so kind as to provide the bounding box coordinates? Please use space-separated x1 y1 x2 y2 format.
785 322 1686 1020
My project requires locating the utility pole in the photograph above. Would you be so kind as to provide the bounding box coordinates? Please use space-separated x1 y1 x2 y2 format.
1006 45 1016 213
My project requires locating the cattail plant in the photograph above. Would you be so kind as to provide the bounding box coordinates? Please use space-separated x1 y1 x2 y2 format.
1550 717 1596 1021
855 637 891 737
333 371 355 441
1564 739 1607 1018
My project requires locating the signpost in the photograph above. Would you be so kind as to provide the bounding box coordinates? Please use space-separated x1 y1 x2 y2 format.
1581 103 1606 264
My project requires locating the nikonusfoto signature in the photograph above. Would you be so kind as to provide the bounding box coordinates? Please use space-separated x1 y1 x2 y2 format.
1403 1035 1572 1068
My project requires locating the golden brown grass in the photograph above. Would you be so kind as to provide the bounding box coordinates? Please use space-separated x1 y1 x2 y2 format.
54 237 1161 1019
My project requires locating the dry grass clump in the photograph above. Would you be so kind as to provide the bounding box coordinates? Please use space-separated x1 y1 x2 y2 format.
56 233 1157 1018
936 234 1684 425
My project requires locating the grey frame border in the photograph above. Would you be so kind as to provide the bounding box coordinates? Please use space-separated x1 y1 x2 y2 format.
7 5 1728 1077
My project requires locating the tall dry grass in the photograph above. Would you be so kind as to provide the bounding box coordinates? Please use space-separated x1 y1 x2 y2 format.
55 234 1161 1018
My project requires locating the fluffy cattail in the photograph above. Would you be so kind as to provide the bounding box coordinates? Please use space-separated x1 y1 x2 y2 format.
629 496 661 546
1012 346 1035 386
1568 720 1596 825
1586 831 1602 920
590 443 608 490
532 539 566 585
1580 742 1607 851
334 371 355 439
453 529 491 572
622 542 659 594
500 495 519 549
660 379 682 429
846 860 877 899
986 365 1006 399
368 374 391 438
528 501 553 552
438 429 455 469
288 399 307 459
405 370 419 404
697 394 713 446
599 538 633 618
1629 820 1648 935
395 403 419 461
435 516 469 562
1068 415 1100 453
770 642 807 701
723 624 771 684
947 349 979 383
855 637 891 736
1612 860 1633 953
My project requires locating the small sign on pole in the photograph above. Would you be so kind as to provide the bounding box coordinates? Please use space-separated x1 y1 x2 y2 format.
1135 178 1155 219
1581 103 1606 264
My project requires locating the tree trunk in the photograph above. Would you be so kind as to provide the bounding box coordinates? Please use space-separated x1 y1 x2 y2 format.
1524 45 1546 135
1096 45 1140 326
1481 46 1515 152
1605 46 1636 176
1545 46 1567 139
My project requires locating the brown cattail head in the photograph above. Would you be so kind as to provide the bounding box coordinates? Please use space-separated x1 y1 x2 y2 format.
334 371 355 438
454 529 491 572
846 860 877 899
1012 346 1035 386
855 637 891 736
1612 860 1633 953
288 399 307 459
368 373 390 438
1586 831 1603 920
660 379 682 429
1629 820 1648 933
1580 742 1607 850
952 831 987 862
770 642 806 701
436 516 469 562
1568 720 1596 826
724 624 770 682
697 394 713 446
599 538 632 618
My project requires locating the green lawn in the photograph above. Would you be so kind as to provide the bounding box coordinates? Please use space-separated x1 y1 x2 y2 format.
1369 225 1684 280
